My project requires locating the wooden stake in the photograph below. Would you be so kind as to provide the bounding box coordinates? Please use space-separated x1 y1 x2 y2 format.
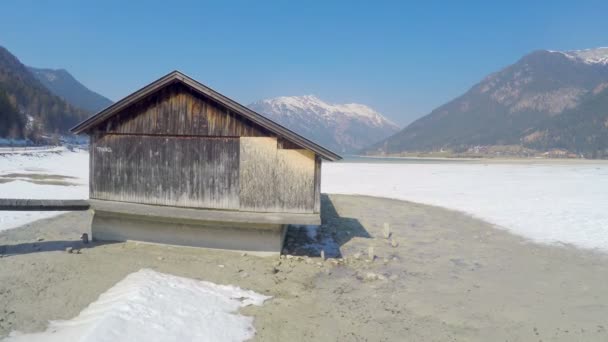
383 223 391 239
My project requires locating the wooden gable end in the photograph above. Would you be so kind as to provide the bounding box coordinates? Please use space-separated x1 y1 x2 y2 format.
92 82 271 138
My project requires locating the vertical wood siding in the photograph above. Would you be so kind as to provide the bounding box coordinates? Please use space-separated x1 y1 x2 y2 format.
276 149 315 212
313 155 322 213
239 137 278 211
91 134 239 210
98 82 270 137
239 137 316 213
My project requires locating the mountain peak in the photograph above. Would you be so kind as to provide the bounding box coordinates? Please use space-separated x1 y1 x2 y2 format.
249 95 399 153
254 95 398 128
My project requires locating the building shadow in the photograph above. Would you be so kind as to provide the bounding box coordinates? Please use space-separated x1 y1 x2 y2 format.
282 194 371 258
0 239 116 257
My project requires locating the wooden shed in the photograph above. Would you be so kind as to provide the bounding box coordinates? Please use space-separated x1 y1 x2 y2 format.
71 71 341 255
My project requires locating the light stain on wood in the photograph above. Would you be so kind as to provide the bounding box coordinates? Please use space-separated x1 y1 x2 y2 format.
239 137 278 211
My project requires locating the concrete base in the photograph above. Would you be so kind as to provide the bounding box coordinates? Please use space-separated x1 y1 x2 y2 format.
88 199 320 256
91 210 288 257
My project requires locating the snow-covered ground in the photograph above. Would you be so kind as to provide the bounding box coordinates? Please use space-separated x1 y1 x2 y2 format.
0 148 88 230
324 161 608 252
4 269 270 342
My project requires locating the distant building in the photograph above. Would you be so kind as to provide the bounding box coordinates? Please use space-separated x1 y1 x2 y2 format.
71 71 341 255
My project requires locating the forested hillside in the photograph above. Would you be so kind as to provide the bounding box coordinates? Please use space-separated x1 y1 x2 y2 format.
0 46 88 140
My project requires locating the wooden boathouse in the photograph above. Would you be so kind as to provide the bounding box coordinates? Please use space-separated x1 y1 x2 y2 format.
71 71 341 255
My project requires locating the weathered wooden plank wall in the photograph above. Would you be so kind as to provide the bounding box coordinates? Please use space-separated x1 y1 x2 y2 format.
239 137 278 211
313 155 322 213
91 134 240 209
276 149 315 212
98 82 270 137
89 82 322 214
239 137 316 213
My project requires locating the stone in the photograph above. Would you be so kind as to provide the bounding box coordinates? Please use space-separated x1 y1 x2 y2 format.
37 237 44 242
157 256 164 261
65 247 73 254
241 252 248 257
286 255 294 260
365 273 378 281
391 239 399 248
353 252 362 260
368 247 375 261
320 250 325 260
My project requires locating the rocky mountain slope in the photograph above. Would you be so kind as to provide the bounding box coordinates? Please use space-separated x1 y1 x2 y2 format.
0 46 88 140
29 67 113 113
368 47 608 158
249 95 399 153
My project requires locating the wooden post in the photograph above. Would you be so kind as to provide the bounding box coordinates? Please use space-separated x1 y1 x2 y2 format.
383 223 391 239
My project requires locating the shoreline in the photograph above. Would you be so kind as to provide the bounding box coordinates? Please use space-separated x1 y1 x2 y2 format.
348 154 608 164
2 194 608 341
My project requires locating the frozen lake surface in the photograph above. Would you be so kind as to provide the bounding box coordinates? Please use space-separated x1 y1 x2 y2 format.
324 159 608 252
1 149 608 252
0 148 88 230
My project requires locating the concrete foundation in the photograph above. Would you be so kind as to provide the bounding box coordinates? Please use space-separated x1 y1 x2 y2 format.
88 200 319 256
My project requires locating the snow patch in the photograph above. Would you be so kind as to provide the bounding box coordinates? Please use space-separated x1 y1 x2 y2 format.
0 148 88 231
4 269 271 342
554 47 608 65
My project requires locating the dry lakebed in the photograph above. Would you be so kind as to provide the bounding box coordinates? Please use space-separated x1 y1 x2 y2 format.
1 194 608 341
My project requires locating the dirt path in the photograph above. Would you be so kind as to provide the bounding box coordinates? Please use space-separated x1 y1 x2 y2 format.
1 194 608 341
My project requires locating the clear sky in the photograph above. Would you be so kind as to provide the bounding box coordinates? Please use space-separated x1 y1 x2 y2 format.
2 0 608 126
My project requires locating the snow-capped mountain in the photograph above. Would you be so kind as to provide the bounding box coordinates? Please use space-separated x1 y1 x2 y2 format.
367 47 608 158
248 95 399 153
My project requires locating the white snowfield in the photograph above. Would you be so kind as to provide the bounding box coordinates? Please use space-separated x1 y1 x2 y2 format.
323 161 608 252
557 47 608 65
0 148 88 231
4 269 271 342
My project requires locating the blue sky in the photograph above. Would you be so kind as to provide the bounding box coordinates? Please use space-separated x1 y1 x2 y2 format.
2 0 608 125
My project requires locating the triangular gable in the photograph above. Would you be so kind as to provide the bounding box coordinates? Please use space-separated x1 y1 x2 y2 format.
71 71 341 161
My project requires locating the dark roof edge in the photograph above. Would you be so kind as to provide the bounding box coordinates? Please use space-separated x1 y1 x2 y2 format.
71 70 342 161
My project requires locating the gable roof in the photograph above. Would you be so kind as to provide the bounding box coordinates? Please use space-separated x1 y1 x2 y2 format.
71 70 342 161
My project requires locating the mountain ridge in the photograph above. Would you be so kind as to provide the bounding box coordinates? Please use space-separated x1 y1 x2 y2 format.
249 95 399 153
367 47 608 158
0 46 89 140
28 66 113 113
